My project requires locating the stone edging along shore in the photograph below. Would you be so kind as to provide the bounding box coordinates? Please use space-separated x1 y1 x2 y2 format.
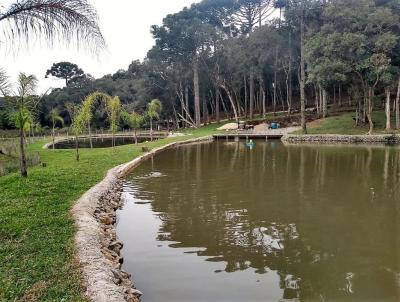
282 134 400 144
71 136 213 302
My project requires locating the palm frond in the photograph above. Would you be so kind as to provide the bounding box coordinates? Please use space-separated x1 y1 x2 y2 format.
0 0 105 52
0 68 11 96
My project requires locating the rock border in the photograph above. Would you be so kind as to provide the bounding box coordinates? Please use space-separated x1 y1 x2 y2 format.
72 136 213 302
282 134 400 144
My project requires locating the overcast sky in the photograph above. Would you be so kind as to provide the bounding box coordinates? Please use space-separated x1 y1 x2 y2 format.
0 0 200 93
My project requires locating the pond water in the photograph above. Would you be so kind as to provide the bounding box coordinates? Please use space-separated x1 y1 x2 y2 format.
117 140 400 302
53 136 164 149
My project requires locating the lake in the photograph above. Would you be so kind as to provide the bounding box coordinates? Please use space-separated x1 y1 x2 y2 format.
117 140 400 302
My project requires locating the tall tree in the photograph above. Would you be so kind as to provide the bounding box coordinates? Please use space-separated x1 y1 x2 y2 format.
305 0 399 134
151 7 216 127
230 0 274 34
46 62 84 86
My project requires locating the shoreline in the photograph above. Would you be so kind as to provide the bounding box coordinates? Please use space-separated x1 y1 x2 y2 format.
282 133 400 144
72 132 398 302
72 136 213 302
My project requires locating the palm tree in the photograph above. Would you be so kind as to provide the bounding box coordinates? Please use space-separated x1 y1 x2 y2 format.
0 68 10 95
0 0 105 52
6 73 38 177
130 112 143 145
106 96 121 148
147 99 162 141
50 108 64 150
66 102 84 161
122 110 143 145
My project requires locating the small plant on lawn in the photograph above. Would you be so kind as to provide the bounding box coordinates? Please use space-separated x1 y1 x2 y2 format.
122 110 144 145
50 108 64 150
146 99 162 141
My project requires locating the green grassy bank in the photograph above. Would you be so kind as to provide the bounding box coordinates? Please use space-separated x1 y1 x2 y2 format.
0 124 220 301
297 111 400 135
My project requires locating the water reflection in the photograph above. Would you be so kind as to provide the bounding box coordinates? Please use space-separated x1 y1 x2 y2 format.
118 141 400 302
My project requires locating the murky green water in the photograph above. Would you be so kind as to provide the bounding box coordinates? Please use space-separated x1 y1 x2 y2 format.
117 141 400 302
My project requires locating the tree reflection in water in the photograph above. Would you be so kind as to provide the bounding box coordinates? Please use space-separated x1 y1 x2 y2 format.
122 141 400 301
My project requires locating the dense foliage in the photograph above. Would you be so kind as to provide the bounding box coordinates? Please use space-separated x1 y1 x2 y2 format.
1 0 399 133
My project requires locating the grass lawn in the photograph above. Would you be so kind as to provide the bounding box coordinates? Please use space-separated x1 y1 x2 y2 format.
0 124 220 301
293 111 400 135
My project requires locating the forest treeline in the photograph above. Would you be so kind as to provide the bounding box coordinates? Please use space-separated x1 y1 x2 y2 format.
1 0 399 133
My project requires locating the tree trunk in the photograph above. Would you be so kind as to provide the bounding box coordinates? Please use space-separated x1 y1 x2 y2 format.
215 86 220 123
202 93 209 125
396 76 400 129
262 89 266 118
300 10 307 134
88 122 93 149
150 118 153 141
322 89 328 118
367 87 374 135
333 85 336 105
193 59 201 127
319 86 322 115
338 84 342 107
185 85 190 127
172 105 180 129
219 84 239 123
314 85 319 115
363 90 368 123
249 72 254 120
274 46 278 115
259 74 265 117
244 76 248 118
52 121 55 151
134 129 138 145
19 128 28 177
75 135 80 161
288 31 293 116
285 71 290 116
385 87 391 131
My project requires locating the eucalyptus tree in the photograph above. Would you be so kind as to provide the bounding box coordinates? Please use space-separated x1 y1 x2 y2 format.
284 0 332 132
146 99 162 141
213 38 243 123
151 7 217 127
305 35 349 118
50 108 64 150
305 0 399 134
247 25 283 116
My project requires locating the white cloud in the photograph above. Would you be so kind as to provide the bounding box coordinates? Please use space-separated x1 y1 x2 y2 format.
0 0 199 93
